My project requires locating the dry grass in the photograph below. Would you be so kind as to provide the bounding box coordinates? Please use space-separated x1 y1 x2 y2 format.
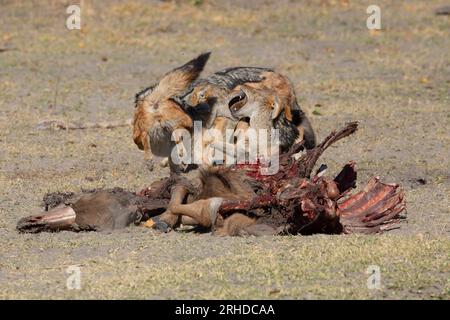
0 0 449 299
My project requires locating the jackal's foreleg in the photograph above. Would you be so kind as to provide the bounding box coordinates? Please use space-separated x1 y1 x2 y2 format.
171 129 190 170
139 131 156 171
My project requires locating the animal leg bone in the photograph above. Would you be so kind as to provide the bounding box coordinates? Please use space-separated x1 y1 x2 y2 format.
169 197 224 229
17 206 76 233
143 185 189 231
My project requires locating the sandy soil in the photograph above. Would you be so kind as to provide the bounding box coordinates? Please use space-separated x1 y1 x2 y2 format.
0 0 448 299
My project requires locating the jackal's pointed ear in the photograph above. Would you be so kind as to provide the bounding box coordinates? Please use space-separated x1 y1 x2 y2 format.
271 95 283 120
157 52 211 97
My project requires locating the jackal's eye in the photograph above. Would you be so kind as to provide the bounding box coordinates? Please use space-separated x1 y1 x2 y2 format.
198 91 206 99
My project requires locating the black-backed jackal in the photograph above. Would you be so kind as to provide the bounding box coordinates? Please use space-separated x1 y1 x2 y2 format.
133 54 315 232
133 52 211 172
182 66 316 149
213 84 300 163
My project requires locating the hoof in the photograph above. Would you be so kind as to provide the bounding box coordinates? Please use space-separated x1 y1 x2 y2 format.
153 221 171 233
143 217 171 233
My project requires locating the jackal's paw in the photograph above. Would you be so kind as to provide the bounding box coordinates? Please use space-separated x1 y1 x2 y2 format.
145 159 155 171
142 217 171 233
159 158 169 168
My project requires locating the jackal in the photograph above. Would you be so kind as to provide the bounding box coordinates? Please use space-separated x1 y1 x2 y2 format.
132 52 211 172
133 55 315 232
221 85 303 159
182 66 316 149
133 52 242 231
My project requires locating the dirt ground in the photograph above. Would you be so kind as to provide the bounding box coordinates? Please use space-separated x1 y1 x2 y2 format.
0 0 449 299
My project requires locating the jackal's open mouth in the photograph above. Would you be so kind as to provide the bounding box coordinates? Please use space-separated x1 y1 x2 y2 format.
228 90 248 114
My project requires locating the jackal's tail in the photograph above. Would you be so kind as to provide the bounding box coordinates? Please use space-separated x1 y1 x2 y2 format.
158 52 211 98
300 115 316 149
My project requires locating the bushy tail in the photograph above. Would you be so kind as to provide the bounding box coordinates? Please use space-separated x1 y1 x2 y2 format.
291 101 316 149
300 115 316 149
158 52 211 97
